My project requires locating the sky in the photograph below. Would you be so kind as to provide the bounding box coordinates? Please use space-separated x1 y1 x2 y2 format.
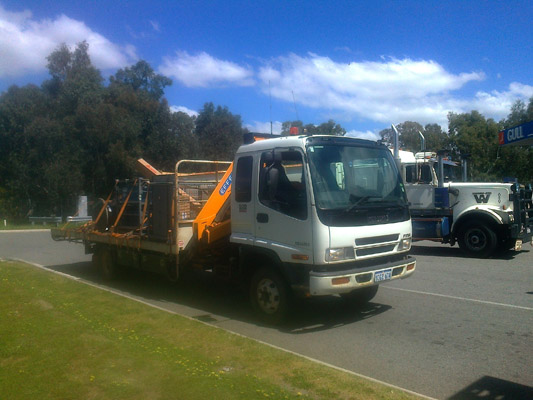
1 0 532 140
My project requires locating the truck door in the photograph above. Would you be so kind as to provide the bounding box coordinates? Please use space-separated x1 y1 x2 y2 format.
254 149 313 263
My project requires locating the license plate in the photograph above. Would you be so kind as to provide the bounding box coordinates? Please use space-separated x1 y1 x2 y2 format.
374 268 392 283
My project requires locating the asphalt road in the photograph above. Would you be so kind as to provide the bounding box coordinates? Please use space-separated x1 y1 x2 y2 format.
1 230 532 399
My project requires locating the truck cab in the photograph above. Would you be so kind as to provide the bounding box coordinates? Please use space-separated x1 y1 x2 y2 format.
398 150 533 257
230 135 415 322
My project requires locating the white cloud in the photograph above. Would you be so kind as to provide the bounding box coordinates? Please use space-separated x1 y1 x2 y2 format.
149 20 160 33
258 53 495 127
159 51 254 88
245 120 282 135
160 51 532 128
345 129 380 141
0 5 137 77
170 105 198 117
429 82 533 127
334 46 352 53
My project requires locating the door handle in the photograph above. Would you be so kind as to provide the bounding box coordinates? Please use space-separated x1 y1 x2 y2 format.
256 213 269 223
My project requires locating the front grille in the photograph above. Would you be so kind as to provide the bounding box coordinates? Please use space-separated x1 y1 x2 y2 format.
356 244 396 257
355 273 373 283
355 234 399 246
392 266 404 277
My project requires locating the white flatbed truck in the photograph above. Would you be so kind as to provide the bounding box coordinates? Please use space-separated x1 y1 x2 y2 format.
53 133 416 323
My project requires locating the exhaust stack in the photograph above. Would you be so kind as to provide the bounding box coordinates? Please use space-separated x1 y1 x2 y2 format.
461 153 470 182
391 124 403 180
436 150 446 188
418 131 426 151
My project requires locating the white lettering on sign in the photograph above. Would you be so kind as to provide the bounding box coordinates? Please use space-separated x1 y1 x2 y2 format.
507 126 524 142
219 173 232 196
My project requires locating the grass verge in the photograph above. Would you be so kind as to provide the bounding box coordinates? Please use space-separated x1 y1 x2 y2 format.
0 261 420 400
0 224 51 231
0 221 89 231
0 220 90 231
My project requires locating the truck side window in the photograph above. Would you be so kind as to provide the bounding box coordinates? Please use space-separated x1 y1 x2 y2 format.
405 165 416 183
235 156 253 202
419 164 432 183
259 151 307 220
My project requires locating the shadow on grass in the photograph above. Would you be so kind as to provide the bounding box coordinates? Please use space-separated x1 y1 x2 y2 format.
47 261 390 333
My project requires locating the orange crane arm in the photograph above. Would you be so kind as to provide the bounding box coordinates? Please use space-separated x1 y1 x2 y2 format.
193 163 233 243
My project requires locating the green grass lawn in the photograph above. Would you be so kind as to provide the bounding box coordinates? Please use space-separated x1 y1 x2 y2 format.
0 221 89 230
0 261 420 400
0 223 51 230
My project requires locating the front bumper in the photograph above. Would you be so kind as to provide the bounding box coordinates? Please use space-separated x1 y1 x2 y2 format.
510 222 533 244
309 256 416 296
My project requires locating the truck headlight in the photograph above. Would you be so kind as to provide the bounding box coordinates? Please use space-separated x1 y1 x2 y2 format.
399 237 412 251
325 247 355 262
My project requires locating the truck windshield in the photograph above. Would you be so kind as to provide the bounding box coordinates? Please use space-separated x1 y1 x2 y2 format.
307 142 409 226
441 162 460 183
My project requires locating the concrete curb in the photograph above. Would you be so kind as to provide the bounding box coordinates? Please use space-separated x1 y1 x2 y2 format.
0 229 51 233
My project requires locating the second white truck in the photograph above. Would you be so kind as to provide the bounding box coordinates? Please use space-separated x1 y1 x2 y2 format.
398 148 533 257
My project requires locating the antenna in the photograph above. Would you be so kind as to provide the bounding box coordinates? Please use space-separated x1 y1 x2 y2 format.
291 90 300 121
269 80 273 135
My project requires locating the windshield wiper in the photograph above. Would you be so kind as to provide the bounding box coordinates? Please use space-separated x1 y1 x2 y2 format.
345 196 381 212
379 200 407 207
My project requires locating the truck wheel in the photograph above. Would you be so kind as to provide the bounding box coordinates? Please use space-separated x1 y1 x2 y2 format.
100 248 119 280
167 263 179 282
458 221 497 258
250 267 290 325
91 251 101 270
340 285 379 305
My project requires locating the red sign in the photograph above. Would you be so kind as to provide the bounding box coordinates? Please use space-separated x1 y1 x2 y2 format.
289 126 299 135
498 131 505 145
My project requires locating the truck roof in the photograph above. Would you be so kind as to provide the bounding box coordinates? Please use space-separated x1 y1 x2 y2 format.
237 134 384 154
388 148 416 163
391 149 459 166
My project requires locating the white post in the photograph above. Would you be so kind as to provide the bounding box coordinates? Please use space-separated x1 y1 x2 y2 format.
78 196 88 217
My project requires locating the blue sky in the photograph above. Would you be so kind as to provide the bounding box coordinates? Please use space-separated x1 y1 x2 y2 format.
1 0 532 139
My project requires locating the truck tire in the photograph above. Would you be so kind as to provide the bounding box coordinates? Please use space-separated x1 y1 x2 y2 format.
167 263 179 282
91 251 101 270
100 248 119 280
250 267 291 325
340 285 379 305
458 221 497 258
